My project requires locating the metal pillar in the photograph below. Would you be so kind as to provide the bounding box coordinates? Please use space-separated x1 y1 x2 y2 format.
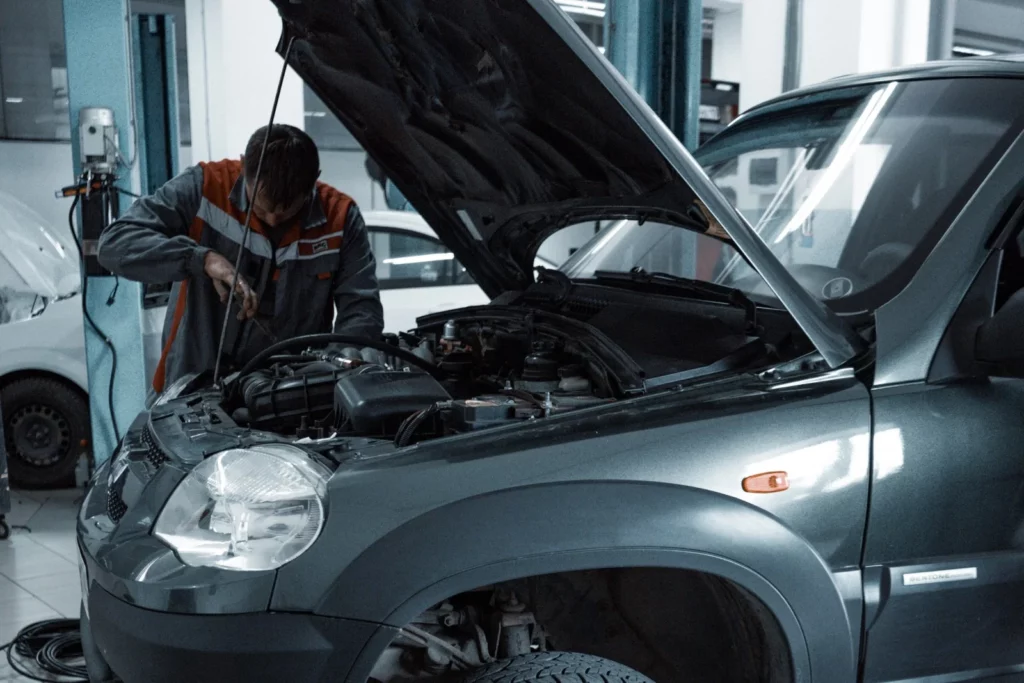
132 14 182 196
927 0 956 61
606 0 702 149
782 0 803 93
132 14 182 382
606 0 702 276
660 0 702 151
63 0 148 464
605 0 661 109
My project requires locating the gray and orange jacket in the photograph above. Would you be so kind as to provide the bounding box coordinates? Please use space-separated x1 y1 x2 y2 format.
97 159 384 394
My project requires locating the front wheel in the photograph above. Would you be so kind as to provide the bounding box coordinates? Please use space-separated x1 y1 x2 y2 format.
459 652 654 683
2 377 90 489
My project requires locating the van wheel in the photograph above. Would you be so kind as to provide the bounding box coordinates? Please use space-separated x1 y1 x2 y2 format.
2 378 89 489
459 652 654 682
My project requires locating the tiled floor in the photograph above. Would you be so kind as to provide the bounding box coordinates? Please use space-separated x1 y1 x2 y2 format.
0 488 85 682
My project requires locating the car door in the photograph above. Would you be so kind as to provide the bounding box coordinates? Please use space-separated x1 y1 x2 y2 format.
365 226 489 332
860 231 1024 681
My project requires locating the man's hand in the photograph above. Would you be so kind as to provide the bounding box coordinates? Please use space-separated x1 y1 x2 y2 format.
204 251 258 320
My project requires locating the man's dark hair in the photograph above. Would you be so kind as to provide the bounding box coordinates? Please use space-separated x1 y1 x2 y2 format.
244 124 320 208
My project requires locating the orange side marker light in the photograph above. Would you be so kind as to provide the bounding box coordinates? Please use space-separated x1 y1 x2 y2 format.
742 471 790 494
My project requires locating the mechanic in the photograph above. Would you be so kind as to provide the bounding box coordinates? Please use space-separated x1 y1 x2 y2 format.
97 124 384 400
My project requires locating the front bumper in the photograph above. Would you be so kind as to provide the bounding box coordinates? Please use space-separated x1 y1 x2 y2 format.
83 582 382 683
77 419 390 682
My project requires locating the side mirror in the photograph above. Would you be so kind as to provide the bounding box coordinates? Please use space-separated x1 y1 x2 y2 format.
977 289 1024 377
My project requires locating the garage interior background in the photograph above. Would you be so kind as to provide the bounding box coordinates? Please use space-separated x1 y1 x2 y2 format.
0 0 1023 681
1 0 1021 269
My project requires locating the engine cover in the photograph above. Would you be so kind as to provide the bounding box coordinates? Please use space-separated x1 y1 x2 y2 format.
334 367 450 435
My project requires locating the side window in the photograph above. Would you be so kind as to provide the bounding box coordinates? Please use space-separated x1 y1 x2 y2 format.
368 228 458 290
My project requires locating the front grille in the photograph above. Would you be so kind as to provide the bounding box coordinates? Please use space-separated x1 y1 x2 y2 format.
141 426 169 469
106 487 127 522
104 425 168 524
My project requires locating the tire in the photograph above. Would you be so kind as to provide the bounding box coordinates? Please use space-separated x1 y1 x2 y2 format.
2 377 89 489
459 652 655 683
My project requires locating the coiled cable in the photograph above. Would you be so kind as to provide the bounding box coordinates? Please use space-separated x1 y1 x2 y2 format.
0 618 90 682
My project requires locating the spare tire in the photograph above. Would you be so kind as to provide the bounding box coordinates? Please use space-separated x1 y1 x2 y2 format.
459 652 654 683
2 377 89 489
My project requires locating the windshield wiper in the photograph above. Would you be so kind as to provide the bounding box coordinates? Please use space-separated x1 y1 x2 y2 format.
592 268 760 334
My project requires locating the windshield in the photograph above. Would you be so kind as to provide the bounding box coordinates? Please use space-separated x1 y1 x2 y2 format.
0 190 79 325
562 78 1024 312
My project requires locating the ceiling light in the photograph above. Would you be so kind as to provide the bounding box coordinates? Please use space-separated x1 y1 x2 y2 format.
5 97 24 104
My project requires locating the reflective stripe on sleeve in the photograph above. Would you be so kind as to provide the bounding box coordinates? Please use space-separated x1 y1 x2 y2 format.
197 199 274 259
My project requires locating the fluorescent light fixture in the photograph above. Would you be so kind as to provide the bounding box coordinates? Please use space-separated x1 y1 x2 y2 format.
5 97 24 104
953 46 996 57
303 111 327 118
383 253 455 266
557 0 606 18
773 82 898 245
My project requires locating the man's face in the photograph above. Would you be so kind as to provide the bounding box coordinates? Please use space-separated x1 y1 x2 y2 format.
245 179 306 229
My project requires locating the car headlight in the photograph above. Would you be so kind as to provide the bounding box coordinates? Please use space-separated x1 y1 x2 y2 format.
154 444 329 571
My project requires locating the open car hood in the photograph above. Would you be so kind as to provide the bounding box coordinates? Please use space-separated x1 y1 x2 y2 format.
272 0 724 289
0 190 79 301
270 0 867 368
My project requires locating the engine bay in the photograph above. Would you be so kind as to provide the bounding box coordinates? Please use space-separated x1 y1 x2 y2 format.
208 281 808 451
224 314 622 448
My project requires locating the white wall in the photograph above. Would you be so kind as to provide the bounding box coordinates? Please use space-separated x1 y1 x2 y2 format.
711 8 743 83
739 0 787 111
803 0 932 85
184 0 305 164
800 0 863 85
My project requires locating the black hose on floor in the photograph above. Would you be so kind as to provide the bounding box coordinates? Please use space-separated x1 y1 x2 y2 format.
0 618 89 681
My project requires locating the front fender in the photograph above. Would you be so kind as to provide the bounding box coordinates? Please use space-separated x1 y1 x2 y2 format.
0 297 88 391
323 482 856 683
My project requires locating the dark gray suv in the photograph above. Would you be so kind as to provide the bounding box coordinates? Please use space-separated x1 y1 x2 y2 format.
76 1 1024 682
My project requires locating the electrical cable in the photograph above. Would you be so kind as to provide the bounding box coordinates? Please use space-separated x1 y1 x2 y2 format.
212 36 296 385
0 618 89 682
68 191 121 441
395 403 444 447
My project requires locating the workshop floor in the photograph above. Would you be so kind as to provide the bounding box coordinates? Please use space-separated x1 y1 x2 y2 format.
0 488 84 682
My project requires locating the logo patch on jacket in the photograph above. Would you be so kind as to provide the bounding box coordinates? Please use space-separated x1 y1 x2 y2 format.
311 239 329 254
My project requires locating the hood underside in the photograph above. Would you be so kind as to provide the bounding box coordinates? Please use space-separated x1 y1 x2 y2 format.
271 0 722 295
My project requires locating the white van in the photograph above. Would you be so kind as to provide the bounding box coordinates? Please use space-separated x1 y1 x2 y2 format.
0 190 92 488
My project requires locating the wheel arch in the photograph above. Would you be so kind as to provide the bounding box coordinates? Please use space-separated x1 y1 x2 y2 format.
324 481 857 683
0 368 90 396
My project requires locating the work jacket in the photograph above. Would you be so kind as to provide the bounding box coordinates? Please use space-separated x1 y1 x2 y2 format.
97 159 384 394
